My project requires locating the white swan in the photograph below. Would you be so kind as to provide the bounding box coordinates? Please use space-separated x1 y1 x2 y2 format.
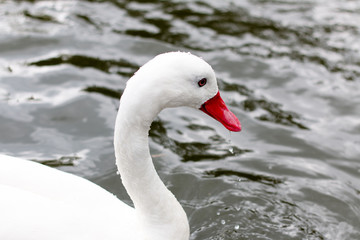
0 52 241 240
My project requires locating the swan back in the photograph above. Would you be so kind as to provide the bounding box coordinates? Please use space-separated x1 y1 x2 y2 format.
0 154 136 240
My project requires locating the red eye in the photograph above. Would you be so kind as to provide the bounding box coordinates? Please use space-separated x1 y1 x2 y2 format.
198 78 207 87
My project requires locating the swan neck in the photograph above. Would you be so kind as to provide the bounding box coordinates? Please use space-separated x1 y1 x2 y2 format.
113 90 189 239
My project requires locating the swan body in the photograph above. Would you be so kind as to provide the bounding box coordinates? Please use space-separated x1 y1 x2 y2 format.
0 154 135 240
0 52 241 240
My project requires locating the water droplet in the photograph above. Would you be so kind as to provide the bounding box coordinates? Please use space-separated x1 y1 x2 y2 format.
227 131 235 154
216 211 220 216
234 224 240 230
116 171 120 175
221 219 226 225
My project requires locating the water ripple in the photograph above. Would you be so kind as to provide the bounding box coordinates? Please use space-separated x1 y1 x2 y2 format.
1 0 360 239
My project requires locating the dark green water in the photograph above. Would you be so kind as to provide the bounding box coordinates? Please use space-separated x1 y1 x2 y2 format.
1 0 359 239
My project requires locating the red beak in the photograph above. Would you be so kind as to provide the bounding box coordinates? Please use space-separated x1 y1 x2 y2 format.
200 91 241 132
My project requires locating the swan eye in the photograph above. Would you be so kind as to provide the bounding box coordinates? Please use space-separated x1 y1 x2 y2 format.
198 78 207 87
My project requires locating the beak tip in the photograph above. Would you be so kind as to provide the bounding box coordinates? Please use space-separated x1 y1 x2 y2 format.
225 120 242 132
232 126 242 132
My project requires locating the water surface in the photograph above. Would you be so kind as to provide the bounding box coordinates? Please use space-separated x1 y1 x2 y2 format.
0 0 359 239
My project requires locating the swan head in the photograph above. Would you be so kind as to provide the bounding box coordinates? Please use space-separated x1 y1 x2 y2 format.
126 52 241 132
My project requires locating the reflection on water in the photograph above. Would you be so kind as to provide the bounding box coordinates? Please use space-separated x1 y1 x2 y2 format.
29 54 138 76
1 0 360 239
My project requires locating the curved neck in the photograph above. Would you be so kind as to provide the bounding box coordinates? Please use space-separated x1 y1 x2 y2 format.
113 86 189 239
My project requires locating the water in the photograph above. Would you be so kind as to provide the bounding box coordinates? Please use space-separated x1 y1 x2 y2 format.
1 0 359 239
